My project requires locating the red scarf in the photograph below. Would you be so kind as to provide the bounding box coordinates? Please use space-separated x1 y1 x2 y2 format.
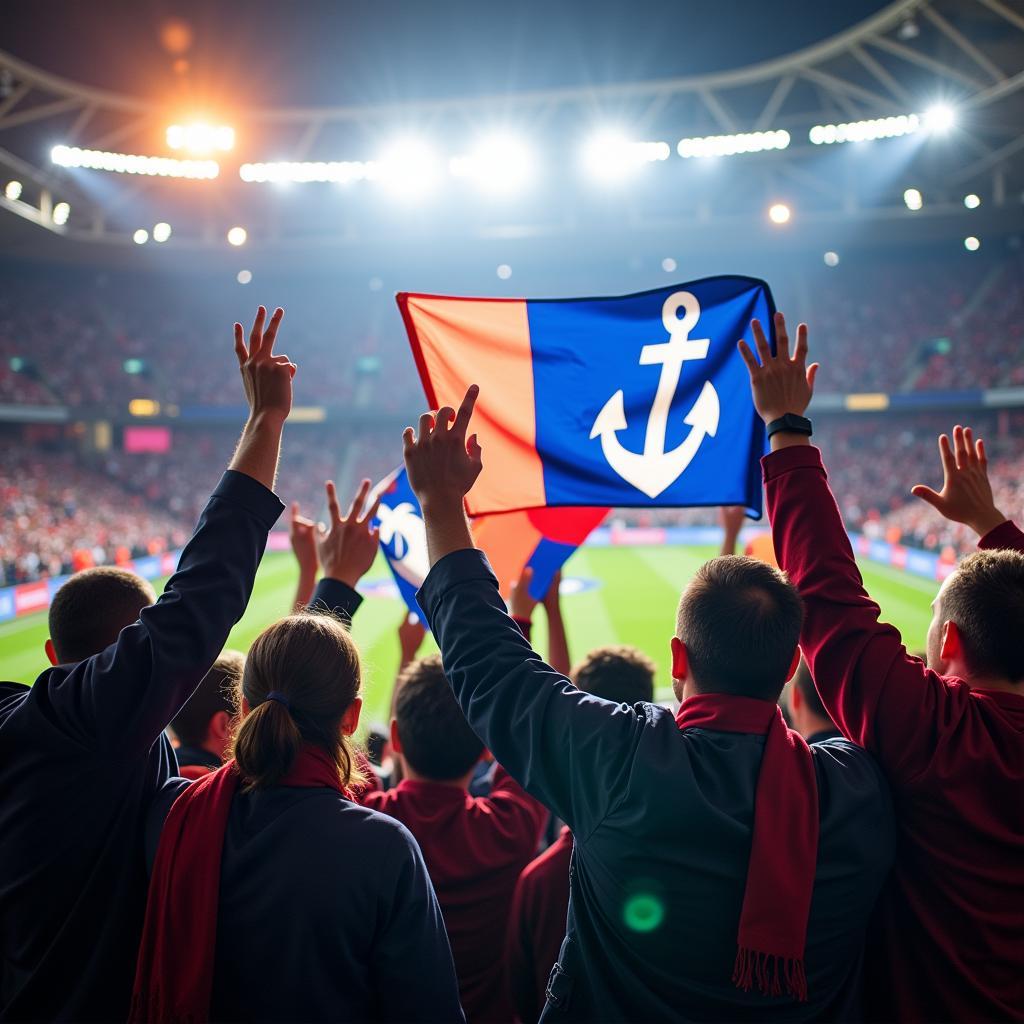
130 745 344 1024
675 693 818 1002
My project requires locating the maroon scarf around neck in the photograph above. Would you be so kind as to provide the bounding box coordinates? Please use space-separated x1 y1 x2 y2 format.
675 693 818 1002
129 745 344 1024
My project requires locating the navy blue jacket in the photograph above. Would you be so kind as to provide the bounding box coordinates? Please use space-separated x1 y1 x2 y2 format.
0 471 282 1022
142 575 463 1023
419 549 895 1022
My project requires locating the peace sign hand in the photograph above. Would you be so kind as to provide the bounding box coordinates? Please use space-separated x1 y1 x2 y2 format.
233 305 295 423
316 478 382 588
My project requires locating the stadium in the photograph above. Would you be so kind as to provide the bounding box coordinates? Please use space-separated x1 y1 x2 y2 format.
1 0 1023 1020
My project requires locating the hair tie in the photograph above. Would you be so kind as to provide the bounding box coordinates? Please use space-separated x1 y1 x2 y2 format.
265 691 291 711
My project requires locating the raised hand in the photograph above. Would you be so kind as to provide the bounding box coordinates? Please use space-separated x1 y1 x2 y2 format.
403 385 483 511
289 502 318 575
911 425 1007 537
509 566 538 622
738 312 818 425
398 613 427 667
316 479 381 588
233 306 294 423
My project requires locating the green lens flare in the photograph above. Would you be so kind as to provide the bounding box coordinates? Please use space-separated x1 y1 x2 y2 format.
623 893 664 932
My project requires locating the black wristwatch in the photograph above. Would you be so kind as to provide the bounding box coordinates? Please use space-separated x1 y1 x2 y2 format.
766 413 813 439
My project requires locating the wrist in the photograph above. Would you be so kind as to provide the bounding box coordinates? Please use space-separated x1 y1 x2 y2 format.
324 567 361 589
419 495 467 519
769 431 811 452
969 508 1008 538
245 409 288 432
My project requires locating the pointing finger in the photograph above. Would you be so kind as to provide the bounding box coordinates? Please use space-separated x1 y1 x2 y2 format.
751 319 772 364
737 339 759 373
347 478 371 521
263 307 284 355
233 323 247 366
249 306 267 357
325 480 342 523
452 384 480 439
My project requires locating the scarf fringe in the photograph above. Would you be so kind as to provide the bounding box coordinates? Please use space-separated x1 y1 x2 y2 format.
732 947 808 1003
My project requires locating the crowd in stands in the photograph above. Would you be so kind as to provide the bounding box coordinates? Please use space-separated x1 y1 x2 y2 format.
3 306 1022 1023
1 253 1022 416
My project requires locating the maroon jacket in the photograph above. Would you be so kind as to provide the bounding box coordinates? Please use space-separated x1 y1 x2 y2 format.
764 444 1024 1021
506 826 573 1023
361 767 547 1023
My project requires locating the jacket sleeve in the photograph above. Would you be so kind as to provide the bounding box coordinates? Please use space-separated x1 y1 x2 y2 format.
38 470 283 760
978 519 1024 552
764 444 973 786
371 824 466 1023
418 548 644 837
309 576 364 626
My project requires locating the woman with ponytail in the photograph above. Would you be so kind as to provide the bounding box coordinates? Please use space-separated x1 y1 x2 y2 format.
134 613 463 1023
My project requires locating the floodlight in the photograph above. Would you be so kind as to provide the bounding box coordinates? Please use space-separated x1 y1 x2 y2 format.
677 130 789 158
496 264 512 280
51 144 219 179
964 236 980 252
582 133 669 182
237 269 252 284
661 257 677 273
824 251 840 267
964 194 981 210
449 136 535 194
166 123 235 154
374 140 441 199
923 104 956 133
133 229 149 244
227 226 247 247
903 188 923 210
52 202 70 226
4 180 22 201
768 202 791 225
152 222 172 242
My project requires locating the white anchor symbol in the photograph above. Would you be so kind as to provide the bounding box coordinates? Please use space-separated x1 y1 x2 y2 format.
590 291 720 499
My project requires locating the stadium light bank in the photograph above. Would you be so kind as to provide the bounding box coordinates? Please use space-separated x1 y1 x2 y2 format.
809 105 957 145
51 145 220 180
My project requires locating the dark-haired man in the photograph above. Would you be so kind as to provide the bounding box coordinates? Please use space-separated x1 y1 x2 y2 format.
506 645 655 1024
786 660 840 744
45 566 156 667
359 655 548 1023
402 385 893 1021
744 312 1024 1021
170 650 244 778
0 307 292 1022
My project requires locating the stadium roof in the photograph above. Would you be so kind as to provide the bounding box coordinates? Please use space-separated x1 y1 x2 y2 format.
0 0 1022 265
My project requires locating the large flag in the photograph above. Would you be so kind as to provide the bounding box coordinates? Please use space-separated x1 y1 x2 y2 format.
372 467 607 621
398 276 774 517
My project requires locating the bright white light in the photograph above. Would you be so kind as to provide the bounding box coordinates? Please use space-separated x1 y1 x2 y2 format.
964 236 980 252
809 114 918 145
152 222 172 243
903 187 923 211
166 123 235 154
4 180 22 201
52 202 70 226
964 193 981 209
51 144 219 179
924 104 956 133
239 160 372 184
133 228 149 245
237 269 252 284
662 257 677 273
374 140 441 199
768 202 791 225
824 251 840 267
582 132 670 182
496 264 512 280
449 136 535 195
677 129 790 158
227 226 247 247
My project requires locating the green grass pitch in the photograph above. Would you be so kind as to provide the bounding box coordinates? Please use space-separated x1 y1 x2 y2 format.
0 546 937 728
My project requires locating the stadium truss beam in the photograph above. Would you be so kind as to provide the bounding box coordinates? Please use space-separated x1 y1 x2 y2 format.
0 0 1021 249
